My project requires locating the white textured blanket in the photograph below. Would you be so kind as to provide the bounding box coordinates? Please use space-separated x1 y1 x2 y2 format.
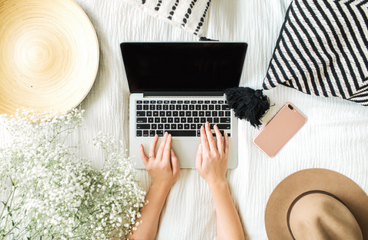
1 0 368 239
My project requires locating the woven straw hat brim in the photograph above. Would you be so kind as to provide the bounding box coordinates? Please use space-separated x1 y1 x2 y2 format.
265 168 368 240
0 0 99 115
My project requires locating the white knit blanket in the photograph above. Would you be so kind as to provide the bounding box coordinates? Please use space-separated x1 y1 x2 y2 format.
1 0 368 239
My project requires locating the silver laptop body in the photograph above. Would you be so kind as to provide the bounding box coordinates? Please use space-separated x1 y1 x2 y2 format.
121 42 248 169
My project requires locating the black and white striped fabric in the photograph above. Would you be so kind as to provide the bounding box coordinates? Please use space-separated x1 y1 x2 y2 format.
263 0 368 106
123 0 211 37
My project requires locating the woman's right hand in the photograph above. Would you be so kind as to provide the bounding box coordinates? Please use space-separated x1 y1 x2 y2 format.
195 122 229 187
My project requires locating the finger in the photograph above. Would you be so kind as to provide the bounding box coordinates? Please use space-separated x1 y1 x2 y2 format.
205 122 217 151
214 125 224 153
200 126 210 152
163 134 172 163
171 150 180 176
156 132 168 160
140 144 149 166
224 133 229 157
149 135 159 160
195 144 203 171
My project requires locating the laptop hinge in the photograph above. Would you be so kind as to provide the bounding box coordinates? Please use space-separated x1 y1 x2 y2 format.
143 91 224 97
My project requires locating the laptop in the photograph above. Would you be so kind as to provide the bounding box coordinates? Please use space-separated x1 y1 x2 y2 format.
120 42 248 169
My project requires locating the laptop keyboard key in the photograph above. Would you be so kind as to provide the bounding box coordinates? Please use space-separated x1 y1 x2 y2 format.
199 111 204 116
160 111 165 116
155 118 160 123
137 124 150 129
217 124 231 129
225 111 231 116
164 100 170 104
201 118 206 123
171 124 177 129
220 118 231 123
207 118 212 123
191 124 196 129
186 112 191 117
216 105 221 110
157 105 162 110
170 105 175 110
173 111 178 116
137 105 142 110
150 130 155 137
193 111 198 116
219 111 224 117
165 124 170 129
157 130 164 136
206 111 211 116
137 111 145 117
212 111 217 117
181 118 186 123
209 105 214 110
174 118 180 123
136 130 142 137
184 124 190 129
143 130 149 137
137 100 143 104
197 124 202 129
176 105 181 110
161 118 167 123
196 105 201 110
179 111 185 116
147 111 152 116
153 111 159 116
194 118 199 123
222 105 230 110
166 130 196 137
168 118 173 123
137 118 147 123
158 124 163 129
203 105 208 110
183 105 188 110
144 100 149 104
187 118 193 123
163 105 169 110
178 124 183 129
150 105 155 110
214 118 219 123
189 105 195 110
166 111 172 116
151 124 157 129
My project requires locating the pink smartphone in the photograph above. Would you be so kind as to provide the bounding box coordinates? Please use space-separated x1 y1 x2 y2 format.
253 103 307 157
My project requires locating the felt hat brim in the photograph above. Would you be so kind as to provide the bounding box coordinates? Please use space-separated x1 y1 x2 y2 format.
265 168 368 240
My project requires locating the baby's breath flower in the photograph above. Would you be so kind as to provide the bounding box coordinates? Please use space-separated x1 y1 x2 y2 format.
0 108 145 239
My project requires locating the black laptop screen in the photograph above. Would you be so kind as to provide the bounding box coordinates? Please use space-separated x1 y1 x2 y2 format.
120 42 247 93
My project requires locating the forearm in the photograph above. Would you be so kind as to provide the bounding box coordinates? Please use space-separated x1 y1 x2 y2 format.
129 183 170 240
209 181 245 240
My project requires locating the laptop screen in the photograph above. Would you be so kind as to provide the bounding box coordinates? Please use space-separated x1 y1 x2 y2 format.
121 42 247 93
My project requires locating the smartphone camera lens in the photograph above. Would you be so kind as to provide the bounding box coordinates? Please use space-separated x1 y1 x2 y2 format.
288 104 294 110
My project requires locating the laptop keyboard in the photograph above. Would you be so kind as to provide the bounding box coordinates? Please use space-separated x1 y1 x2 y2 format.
135 100 232 137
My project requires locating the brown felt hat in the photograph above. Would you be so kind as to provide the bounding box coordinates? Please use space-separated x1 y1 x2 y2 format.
265 169 368 240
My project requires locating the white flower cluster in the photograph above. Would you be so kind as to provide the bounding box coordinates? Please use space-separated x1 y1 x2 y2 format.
0 108 145 240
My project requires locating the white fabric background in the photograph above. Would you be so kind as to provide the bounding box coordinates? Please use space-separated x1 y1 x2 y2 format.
1 0 368 239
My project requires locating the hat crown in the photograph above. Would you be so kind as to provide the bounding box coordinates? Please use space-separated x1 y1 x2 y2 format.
289 192 362 240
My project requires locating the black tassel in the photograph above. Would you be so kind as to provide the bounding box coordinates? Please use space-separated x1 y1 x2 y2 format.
225 87 270 128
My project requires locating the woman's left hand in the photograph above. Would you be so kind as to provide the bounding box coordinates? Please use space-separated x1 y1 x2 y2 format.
140 133 180 190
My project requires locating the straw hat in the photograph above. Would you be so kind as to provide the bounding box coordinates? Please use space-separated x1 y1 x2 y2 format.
0 0 99 115
265 168 368 240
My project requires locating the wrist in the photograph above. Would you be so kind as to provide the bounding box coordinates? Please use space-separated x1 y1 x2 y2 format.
151 181 172 193
207 178 228 190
